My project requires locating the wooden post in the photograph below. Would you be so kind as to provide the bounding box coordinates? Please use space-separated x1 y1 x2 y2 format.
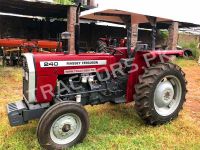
168 22 179 50
87 0 98 7
67 6 76 54
130 16 138 48
131 24 138 48
0 16 1 38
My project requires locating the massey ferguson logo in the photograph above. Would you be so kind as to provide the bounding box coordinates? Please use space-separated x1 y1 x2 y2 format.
40 60 107 68
66 61 99 66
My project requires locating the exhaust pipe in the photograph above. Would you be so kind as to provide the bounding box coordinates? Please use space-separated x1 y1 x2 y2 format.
61 32 71 54
75 1 82 54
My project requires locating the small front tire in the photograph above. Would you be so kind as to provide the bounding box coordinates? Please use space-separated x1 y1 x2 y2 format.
37 101 89 150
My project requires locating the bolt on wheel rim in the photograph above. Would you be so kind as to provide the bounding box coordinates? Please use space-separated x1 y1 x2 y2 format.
50 113 82 145
154 75 182 116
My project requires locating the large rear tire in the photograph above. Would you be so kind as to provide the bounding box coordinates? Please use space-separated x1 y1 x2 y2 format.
134 63 187 125
37 101 89 150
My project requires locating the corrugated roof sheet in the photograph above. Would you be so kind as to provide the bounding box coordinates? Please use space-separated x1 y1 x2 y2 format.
0 0 69 18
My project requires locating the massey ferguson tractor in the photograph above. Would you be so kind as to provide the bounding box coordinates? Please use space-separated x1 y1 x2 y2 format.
7 2 186 150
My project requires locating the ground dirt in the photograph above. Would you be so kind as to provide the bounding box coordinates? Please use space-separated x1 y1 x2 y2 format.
182 60 200 124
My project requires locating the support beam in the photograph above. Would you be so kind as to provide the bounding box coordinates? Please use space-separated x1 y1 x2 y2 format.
67 6 76 54
146 16 157 50
131 24 138 48
87 0 98 7
0 16 2 38
124 16 139 57
126 23 138 57
168 22 179 50
126 24 132 58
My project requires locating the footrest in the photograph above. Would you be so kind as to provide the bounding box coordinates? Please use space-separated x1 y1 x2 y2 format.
7 100 28 126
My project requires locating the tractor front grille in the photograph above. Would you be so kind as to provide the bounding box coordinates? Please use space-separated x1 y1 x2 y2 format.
22 57 28 72
21 53 36 103
22 57 29 101
23 77 29 101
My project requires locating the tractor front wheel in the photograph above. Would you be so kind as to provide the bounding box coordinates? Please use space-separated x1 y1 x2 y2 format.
134 63 187 125
37 101 89 150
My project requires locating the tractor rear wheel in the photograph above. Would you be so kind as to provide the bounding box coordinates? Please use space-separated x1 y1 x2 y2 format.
134 63 187 125
37 101 89 150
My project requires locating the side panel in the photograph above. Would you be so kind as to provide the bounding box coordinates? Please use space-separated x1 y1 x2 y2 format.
34 53 124 103
36 75 57 103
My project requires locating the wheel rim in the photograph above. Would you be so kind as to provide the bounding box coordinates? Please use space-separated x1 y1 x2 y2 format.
50 113 82 145
154 75 182 116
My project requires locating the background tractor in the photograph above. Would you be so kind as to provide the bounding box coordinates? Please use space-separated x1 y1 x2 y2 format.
6 1 186 149
96 36 149 53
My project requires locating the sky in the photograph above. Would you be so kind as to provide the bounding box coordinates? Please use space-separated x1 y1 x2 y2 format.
95 0 200 25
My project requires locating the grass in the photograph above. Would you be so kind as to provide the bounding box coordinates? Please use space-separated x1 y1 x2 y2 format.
178 37 200 60
0 61 200 150
175 58 198 67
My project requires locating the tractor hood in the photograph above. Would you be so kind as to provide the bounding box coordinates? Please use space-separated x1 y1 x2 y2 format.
32 52 120 76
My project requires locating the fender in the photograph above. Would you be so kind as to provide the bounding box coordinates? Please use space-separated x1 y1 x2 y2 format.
126 50 183 102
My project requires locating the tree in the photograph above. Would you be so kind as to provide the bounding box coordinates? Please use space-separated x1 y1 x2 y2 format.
54 0 74 5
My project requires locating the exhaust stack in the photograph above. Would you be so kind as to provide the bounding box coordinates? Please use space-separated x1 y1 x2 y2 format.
61 32 71 54
75 1 82 54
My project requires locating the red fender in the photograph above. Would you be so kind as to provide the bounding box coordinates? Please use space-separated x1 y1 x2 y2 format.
126 50 183 102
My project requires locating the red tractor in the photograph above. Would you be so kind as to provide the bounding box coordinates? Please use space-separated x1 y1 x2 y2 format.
7 2 186 150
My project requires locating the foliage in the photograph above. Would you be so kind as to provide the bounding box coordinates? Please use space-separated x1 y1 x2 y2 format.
178 37 200 60
159 30 169 41
54 0 74 5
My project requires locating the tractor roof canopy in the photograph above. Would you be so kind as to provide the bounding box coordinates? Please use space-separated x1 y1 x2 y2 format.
80 7 173 24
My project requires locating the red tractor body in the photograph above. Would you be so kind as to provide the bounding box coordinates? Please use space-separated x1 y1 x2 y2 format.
23 49 183 104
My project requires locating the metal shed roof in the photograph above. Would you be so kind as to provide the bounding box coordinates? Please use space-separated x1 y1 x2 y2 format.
81 7 199 30
81 8 172 24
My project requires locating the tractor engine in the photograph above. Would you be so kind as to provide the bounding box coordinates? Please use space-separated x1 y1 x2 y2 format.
20 52 129 105
57 72 128 105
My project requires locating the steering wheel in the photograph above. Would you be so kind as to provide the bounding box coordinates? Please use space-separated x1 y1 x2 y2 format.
105 46 124 55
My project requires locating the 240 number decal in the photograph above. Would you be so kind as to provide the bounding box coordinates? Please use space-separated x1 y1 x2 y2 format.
43 62 59 67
